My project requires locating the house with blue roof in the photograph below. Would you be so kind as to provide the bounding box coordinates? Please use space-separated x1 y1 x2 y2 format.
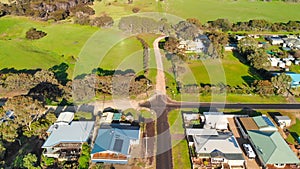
42 112 94 161
91 124 140 164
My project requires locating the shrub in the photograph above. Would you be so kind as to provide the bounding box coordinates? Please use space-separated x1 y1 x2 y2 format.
25 28 47 40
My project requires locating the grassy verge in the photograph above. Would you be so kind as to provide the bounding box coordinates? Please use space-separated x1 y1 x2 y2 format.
288 118 300 144
172 140 191 169
168 110 184 135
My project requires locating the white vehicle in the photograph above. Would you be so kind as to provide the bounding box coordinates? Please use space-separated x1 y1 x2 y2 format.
243 144 256 159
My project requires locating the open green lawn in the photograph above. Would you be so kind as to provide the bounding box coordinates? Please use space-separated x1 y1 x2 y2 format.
172 140 191 169
168 110 184 135
91 0 300 22
0 16 158 81
0 16 98 76
181 52 259 87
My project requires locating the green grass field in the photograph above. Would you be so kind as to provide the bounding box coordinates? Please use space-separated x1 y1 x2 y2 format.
172 140 191 169
181 52 259 87
91 0 300 22
0 16 98 76
0 16 158 81
168 110 184 135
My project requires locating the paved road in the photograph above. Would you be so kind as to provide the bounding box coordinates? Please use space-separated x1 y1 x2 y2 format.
152 36 173 169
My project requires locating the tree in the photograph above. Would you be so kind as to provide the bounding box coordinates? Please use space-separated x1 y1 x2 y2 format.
186 18 202 29
271 73 292 94
0 140 6 160
207 31 229 58
3 96 46 131
173 21 201 40
23 153 40 169
164 37 180 54
25 28 47 40
208 18 232 31
247 49 269 70
238 36 258 56
253 80 274 96
0 121 19 142
91 15 114 28
41 155 55 167
78 143 90 169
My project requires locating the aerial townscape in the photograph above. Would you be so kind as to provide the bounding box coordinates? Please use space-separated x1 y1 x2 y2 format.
1 0 300 169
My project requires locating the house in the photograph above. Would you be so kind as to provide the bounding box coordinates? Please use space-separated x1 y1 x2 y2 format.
42 112 94 161
269 57 280 67
268 36 284 45
283 38 300 50
203 112 228 130
91 124 140 164
179 35 210 53
236 115 300 168
247 130 300 168
285 72 300 88
188 129 245 169
274 116 291 128
225 44 237 51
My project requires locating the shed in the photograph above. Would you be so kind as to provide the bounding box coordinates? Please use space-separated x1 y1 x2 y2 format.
274 116 291 128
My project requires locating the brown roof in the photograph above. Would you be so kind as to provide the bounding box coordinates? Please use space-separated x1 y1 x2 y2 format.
239 117 259 131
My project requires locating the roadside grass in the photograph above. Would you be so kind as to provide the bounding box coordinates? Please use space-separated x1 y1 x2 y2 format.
173 93 287 103
123 108 155 119
91 0 300 23
288 118 300 144
168 110 184 135
181 52 258 87
171 139 191 169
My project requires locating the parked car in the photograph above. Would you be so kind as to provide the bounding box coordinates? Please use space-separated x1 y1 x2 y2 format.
243 144 256 159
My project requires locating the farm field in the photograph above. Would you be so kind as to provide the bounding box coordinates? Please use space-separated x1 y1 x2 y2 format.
91 0 300 22
0 16 158 80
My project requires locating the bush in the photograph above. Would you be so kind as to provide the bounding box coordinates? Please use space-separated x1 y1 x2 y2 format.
25 28 47 40
132 7 140 13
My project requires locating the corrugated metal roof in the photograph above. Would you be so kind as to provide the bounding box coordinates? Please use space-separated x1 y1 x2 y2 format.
253 116 268 128
42 121 94 148
55 112 74 124
248 130 300 165
186 128 218 136
91 124 140 155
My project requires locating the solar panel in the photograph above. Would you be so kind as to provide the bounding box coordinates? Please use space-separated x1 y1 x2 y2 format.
262 116 275 127
113 139 123 152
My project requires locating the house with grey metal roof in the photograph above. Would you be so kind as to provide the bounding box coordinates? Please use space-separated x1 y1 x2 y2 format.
91 124 140 164
42 114 94 161
189 131 245 168
247 130 300 168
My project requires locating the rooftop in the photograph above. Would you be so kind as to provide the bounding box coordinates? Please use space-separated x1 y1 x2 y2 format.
248 130 300 165
194 132 243 156
55 112 74 125
91 124 140 155
42 121 94 148
275 116 291 121
186 128 218 136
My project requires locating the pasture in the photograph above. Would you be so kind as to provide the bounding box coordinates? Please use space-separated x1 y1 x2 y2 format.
91 0 300 22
